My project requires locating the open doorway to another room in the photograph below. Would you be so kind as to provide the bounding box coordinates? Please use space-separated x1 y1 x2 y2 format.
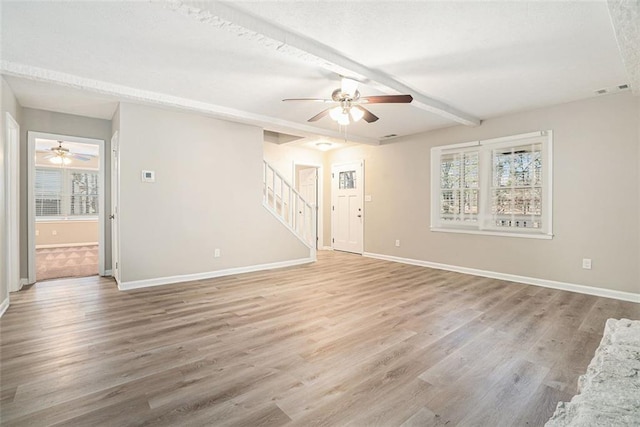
30 133 104 282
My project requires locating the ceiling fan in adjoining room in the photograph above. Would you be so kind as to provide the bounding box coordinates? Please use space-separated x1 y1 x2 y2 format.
44 141 92 165
283 78 413 125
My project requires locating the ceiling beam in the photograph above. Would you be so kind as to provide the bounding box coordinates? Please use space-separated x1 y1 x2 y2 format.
0 61 380 145
158 0 481 126
607 0 640 95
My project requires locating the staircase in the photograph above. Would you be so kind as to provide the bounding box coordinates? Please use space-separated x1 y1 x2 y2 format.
263 161 317 256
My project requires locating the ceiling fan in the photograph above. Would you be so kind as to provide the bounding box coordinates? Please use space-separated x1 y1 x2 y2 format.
44 141 92 165
283 78 413 125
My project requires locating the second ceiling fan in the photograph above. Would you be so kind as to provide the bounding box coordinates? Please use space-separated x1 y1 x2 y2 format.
283 78 413 125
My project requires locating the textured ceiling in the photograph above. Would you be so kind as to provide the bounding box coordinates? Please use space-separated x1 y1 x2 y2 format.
0 0 634 144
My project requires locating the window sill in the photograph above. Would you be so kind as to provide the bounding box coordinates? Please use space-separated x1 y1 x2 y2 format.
36 217 99 223
430 227 553 240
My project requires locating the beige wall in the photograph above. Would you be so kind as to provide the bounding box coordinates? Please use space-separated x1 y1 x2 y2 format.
118 103 309 283
263 141 325 183
326 92 640 295
20 108 112 277
1 76 22 305
36 220 98 246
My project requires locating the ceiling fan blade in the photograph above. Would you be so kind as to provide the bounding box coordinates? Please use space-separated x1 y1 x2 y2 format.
43 154 55 159
308 108 331 122
359 106 379 123
71 154 92 161
360 94 413 104
283 98 333 103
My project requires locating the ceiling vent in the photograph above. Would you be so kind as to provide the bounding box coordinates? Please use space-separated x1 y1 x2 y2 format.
595 84 630 96
382 134 398 138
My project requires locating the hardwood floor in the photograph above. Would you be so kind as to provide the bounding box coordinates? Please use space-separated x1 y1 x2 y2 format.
1 251 638 426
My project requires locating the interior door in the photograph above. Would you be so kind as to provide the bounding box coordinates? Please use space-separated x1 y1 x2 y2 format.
110 132 120 284
297 166 318 248
331 161 363 254
5 113 20 291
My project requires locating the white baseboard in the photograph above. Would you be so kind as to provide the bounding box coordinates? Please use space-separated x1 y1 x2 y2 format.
363 252 640 304
36 242 98 249
19 278 28 289
119 256 316 291
321 246 333 251
103 269 112 276
0 296 10 317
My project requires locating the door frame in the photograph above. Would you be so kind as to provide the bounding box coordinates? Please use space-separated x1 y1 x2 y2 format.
5 113 20 292
331 159 364 254
292 161 323 249
110 131 121 284
27 131 106 284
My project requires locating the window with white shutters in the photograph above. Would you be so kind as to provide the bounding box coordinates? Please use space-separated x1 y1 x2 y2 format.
35 167 99 219
431 131 552 238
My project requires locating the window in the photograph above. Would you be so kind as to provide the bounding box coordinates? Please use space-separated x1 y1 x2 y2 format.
35 167 99 219
339 170 357 189
431 131 552 238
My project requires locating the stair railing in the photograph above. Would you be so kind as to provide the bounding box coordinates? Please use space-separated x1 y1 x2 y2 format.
263 161 316 251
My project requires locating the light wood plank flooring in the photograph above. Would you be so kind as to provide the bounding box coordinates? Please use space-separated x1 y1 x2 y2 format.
1 251 638 426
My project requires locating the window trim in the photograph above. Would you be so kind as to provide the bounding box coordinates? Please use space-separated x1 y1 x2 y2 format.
430 131 553 239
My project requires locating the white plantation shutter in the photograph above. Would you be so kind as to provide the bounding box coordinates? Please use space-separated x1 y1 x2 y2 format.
431 131 552 238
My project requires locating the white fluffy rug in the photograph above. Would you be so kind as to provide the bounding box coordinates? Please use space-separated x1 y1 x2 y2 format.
546 318 640 426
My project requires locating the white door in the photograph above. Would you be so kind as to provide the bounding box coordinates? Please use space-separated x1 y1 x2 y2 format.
298 167 317 206
332 161 363 254
297 166 318 249
110 132 121 284
5 113 20 292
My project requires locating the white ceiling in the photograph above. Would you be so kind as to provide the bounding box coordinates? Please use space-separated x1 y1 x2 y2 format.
1 0 635 144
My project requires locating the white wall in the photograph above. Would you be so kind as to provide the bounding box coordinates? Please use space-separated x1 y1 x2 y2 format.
263 141 324 183
327 92 640 295
117 103 309 283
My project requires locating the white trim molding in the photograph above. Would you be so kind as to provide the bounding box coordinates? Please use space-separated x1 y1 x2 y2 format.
103 269 113 277
363 252 640 304
36 242 99 249
0 296 9 317
118 257 316 291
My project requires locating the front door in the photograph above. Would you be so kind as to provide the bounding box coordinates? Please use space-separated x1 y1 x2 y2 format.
331 161 363 254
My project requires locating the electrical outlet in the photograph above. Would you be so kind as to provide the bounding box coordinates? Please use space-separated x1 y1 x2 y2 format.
35 230 39 236
214 248 221 258
395 240 400 247
52 230 57 236
582 258 592 270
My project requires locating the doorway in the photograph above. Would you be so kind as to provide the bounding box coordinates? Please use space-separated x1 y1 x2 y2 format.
331 160 364 254
27 132 105 283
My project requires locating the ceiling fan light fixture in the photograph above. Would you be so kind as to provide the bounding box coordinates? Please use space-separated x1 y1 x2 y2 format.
50 155 71 165
350 106 365 122
337 112 350 126
329 106 343 121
